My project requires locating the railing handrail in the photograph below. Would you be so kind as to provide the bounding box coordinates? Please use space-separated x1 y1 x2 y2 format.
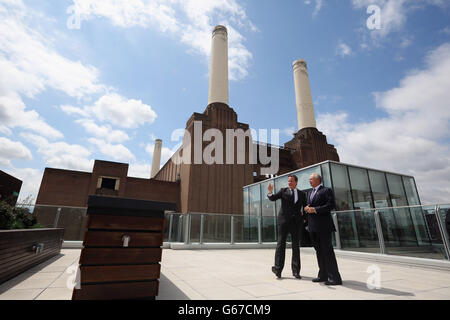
330 203 450 214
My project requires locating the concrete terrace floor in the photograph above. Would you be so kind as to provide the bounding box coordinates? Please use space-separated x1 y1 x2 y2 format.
1 248 450 300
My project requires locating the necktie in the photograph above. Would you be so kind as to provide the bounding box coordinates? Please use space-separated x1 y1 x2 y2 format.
309 188 316 203
291 189 295 204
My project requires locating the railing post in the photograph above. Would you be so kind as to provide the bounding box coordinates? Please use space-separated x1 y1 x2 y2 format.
53 207 61 228
230 216 234 245
434 205 450 260
332 213 341 249
257 216 262 244
200 214 204 244
374 210 386 254
178 215 183 242
184 213 191 245
168 214 173 242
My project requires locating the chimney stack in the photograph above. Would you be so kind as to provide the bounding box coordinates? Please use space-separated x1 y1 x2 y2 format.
208 25 229 106
150 139 162 179
293 60 317 130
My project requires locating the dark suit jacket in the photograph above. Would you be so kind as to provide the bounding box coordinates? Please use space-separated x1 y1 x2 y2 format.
305 185 336 233
268 188 306 225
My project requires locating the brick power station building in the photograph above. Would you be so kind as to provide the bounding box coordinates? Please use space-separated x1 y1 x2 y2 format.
35 25 339 215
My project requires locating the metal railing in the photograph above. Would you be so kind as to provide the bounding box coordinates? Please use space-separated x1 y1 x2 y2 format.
14 202 450 261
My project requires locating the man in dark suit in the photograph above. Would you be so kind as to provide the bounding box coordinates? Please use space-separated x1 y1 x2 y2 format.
304 173 342 285
267 175 307 279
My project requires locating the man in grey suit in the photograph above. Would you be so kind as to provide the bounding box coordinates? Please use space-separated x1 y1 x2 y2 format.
304 173 342 285
267 175 307 279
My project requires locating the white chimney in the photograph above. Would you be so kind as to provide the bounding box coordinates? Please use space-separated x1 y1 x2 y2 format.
208 25 229 106
150 139 162 179
293 60 317 130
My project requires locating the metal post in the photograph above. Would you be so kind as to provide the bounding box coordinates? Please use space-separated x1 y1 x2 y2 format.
257 216 262 244
53 208 61 228
168 214 173 242
200 214 204 244
332 213 341 249
374 210 386 254
230 216 234 245
184 214 191 245
434 205 450 260
178 215 183 242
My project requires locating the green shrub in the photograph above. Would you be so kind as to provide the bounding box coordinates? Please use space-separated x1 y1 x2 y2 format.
0 201 41 230
0 202 15 229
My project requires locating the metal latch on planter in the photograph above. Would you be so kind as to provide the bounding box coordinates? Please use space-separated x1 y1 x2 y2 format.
32 243 44 253
122 235 131 247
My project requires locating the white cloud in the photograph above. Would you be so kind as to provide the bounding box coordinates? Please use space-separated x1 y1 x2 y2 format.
91 93 157 129
304 0 323 17
0 136 32 165
317 43 450 204
76 119 130 143
62 93 157 129
7 167 43 204
0 1 102 139
0 92 64 139
60 105 90 118
336 41 353 57
352 0 448 43
88 138 135 162
20 133 94 171
128 162 152 179
72 0 256 81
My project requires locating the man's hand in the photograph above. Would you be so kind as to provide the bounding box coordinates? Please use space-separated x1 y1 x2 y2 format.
305 205 316 214
268 183 274 194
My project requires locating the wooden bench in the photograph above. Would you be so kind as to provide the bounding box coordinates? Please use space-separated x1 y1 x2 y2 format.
0 228 64 285
72 195 175 300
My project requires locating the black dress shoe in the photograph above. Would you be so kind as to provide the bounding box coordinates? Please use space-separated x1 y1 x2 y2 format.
271 266 281 278
312 277 327 282
293 273 302 279
325 280 342 286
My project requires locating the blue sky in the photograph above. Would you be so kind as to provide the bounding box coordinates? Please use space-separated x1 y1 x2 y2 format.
0 0 449 204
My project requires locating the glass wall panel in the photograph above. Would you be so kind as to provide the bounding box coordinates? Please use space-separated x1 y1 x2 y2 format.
380 206 447 260
378 208 417 248
233 215 245 242
409 207 431 246
438 204 450 251
247 216 259 242
330 163 353 211
348 167 373 210
336 211 360 248
274 175 287 193
248 185 261 242
296 166 321 191
321 163 332 188
386 173 408 207
243 187 250 241
203 214 231 243
57 207 88 241
368 170 391 208
189 214 201 243
168 214 184 242
385 173 417 246
403 177 420 205
261 180 276 242
336 210 380 253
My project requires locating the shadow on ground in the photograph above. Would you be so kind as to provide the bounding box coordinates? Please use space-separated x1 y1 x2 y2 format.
327 280 415 297
157 273 190 300
0 254 65 294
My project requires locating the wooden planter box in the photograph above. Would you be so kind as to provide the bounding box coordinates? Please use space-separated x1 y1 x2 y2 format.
0 228 65 284
72 195 176 300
